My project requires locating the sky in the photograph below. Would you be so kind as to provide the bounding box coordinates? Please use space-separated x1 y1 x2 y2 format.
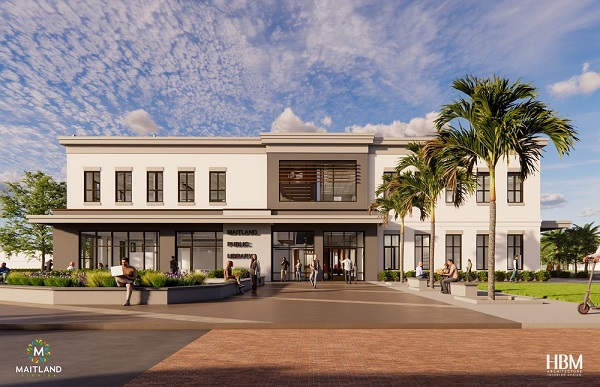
1 0 600 227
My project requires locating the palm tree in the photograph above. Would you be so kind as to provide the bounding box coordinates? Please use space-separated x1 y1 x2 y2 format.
425 75 578 299
388 142 473 289
368 173 423 283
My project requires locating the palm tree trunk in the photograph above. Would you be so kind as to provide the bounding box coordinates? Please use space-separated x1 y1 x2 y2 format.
429 209 436 289
488 171 497 300
399 219 405 283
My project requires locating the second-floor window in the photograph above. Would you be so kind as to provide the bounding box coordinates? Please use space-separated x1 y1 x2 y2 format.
147 171 163 202
279 161 358 202
84 171 100 202
115 171 132 202
476 173 490 203
179 171 195 202
507 172 523 203
209 171 226 202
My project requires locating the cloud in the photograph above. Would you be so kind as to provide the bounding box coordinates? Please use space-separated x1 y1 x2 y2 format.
541 193 568 209
122 109 159 135
321 116 332 127
549 63 600 97
270 108 327 133
577 208 600 218
0 171 21 184
345 112 438 137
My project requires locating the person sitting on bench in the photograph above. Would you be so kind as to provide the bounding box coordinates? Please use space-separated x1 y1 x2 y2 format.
440 259 458 294
415 261 428 279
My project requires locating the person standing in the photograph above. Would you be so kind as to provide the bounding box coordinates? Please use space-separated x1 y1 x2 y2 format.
466 259 473 282
342 255 353 284
509 255 519 282
250 254 260 294
309 255 320 288
114 257 137 306
280 257 290 282
440 259 458 294
170 255 179 274
295 259 302 282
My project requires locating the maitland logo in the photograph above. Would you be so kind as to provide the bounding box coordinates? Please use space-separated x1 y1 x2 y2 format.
546 354 582 377
16 339 62 377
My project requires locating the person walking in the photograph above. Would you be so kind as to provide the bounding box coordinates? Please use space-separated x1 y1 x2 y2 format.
309 255 320 288
170 255 179 274
295 259 302 282
280 257 290 282
509 255 519 282
250 254 261 294
466 259 473 282
342 255 353 284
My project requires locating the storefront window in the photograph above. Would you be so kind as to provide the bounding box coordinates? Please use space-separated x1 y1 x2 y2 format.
177 231 223 273
80 231 159 270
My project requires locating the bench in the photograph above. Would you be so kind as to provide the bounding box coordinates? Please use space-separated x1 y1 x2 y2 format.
407 277 429 290
451 282 478 298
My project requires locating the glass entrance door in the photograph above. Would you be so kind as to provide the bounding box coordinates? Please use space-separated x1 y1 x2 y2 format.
324 248 355 281
323 231 364 281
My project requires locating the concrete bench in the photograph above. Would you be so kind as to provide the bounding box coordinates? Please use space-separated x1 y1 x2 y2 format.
407 277 429 290
451 282 478 298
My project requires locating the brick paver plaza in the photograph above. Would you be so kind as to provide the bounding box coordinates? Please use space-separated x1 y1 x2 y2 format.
2 281 600 386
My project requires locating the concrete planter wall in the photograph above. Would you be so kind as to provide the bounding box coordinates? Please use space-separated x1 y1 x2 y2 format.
0 277 262 305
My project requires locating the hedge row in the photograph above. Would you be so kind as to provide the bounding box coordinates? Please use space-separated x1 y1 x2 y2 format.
378 269 558 282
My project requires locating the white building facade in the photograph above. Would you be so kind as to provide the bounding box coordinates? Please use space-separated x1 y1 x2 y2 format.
30 133 550 281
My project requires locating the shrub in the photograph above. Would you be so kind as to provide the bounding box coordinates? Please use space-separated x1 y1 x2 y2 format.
6 272 30 285
521 270 535 282
477 270 488 282
28 276 45 286
557 271 571 278
233 268 250 279
378 270 401 281
575 271 588 279
495 271 506 282
405 270 416 278
172 272 206 286
140 271 170 287
536 270 551 282
207 268 224 278
44 277 73 287
86 271 117 287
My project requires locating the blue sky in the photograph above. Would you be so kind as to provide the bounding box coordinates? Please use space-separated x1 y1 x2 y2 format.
1 0 600 227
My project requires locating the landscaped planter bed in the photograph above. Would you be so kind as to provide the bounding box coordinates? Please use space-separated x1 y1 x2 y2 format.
0 277 261 305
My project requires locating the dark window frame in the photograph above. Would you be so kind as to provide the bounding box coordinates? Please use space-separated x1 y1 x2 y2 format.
476 234 489 270
147 171 163 203
445 234 462 269
507 234 523 270
178 171 195 203
383 234 399 270
115 171 132 202
209 171 226 202
507 172 523 203
476 173 490 203
84 171 101 202
414 234 430 270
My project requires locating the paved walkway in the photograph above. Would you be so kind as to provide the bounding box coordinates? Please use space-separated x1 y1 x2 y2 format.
1 281 599 386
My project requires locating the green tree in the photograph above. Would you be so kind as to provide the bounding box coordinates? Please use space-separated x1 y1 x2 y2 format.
542 223 600 274
0 171 66 270
368 172 424 283
426 75 578 299
387 142 473 289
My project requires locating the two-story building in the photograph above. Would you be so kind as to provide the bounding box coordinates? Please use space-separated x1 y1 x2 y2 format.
29 132 550 281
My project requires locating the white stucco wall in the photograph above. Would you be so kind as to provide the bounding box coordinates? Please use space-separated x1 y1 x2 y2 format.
66 153 268 209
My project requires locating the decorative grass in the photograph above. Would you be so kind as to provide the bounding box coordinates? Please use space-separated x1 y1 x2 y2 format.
86 271 117 287
478 282 600 304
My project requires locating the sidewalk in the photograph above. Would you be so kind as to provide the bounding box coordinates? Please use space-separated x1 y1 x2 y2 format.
1 282 599 386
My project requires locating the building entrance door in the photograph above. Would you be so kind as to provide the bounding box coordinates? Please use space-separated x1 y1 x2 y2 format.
323 248 355 281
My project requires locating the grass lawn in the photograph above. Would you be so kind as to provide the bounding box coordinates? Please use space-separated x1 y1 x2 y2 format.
477 282 600 304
